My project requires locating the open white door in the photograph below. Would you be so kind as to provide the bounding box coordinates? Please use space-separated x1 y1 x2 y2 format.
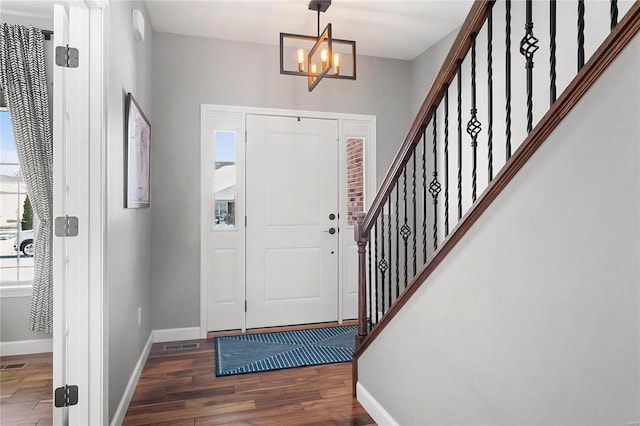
53 2 97 424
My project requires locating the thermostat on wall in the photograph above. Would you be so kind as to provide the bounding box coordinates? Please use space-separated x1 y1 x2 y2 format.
132 9 145 42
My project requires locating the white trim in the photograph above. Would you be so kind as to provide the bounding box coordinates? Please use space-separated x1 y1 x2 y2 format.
0 338 53 356
153 327 201 343
109 332 153 426
0 285 32 298
200 104 376 336
356 381 399 426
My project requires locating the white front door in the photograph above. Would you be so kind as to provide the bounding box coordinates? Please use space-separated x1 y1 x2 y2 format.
245 115 339 328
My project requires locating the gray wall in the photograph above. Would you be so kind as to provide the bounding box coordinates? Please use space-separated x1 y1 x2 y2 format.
410 28 458 118
0 12 53 345
358 32 640 425
105 1 153 422
150 32 412 330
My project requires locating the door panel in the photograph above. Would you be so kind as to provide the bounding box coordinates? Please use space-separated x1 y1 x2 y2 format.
246 115 338 328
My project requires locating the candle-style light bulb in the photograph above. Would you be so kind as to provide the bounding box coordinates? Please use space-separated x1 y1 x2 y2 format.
311 62 318 82
321 48 329 70
333 53 341 75
297 48 305 72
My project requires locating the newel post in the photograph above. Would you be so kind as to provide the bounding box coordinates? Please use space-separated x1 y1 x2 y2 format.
354 212 368 348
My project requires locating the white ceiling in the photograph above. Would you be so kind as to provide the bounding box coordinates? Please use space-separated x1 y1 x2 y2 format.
144 0 472 61
0 0 472 61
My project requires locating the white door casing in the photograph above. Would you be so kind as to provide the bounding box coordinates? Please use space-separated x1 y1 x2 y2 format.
200 105 376 335
245 115 339 329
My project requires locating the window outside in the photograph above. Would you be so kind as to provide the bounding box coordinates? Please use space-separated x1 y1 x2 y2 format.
213 131 236 229
0 109 34 285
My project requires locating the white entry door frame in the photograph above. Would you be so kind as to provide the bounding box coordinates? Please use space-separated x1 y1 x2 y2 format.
200 105 376 336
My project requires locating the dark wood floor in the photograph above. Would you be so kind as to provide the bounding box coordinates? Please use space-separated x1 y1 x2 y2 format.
0 352 53 426
124 325 375 426
0 324 375 426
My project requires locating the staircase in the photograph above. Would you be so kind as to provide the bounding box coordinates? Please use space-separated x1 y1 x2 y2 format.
353 1 640 423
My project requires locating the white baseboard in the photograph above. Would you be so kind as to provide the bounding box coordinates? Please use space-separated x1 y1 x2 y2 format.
0 338 53 356
356 381 399 426
153 327 200 343
110 332 153 426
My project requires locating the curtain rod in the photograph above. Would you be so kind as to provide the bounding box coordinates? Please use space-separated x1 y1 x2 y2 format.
41 29 53 41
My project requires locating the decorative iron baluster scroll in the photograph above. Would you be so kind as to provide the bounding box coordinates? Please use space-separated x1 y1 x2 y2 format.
611 0 619 30
506 0 512 159
467 33 481 202
401 169 410 290
430 108 441 252
520 0 539 134
373 222 379 324
378 204 387 316
578 0 585 71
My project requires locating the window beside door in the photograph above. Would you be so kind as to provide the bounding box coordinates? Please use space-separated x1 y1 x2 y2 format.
213 130 236 229
0 108 35 290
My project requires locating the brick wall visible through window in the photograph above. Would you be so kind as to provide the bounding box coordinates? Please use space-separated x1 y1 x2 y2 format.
346 137 364 225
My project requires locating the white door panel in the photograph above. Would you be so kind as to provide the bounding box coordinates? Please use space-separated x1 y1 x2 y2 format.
246 115 338 328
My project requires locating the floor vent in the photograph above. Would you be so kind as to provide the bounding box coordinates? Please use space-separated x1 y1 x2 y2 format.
163 342 199 351
1 363 27 370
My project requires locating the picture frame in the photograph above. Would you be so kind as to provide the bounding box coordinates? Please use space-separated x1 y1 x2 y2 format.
125 92 151 208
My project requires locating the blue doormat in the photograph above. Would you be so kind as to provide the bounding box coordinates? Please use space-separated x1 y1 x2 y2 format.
214 325 357 377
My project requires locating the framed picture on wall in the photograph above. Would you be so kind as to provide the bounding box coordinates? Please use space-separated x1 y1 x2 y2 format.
125 92 151 208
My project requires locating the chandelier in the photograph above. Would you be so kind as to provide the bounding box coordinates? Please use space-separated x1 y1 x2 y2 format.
279 0 356 92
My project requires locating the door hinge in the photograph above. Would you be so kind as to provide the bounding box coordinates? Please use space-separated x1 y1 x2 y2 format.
245 216 247 227
55 45 79 68
54 385 79 408
244 300 247 312
55 215 79 237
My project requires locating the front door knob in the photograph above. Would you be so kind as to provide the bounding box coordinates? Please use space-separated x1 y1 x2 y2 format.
324 227 336 235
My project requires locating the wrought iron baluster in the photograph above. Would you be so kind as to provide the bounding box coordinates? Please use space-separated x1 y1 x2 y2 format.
444 86 450 236
578 0 585 71
373 221 379 324
505 0 512 159
411 151 417 277
520 0 539 134
367 226 372 329
467 33 481 203
430 108 441 252
388 196 394 308
378 206 387 317
550 0 557 105
401 169 410 290
611 0 619 30
457 60 463 221
487 5 494 182
394 185 399 302
422 126 428 264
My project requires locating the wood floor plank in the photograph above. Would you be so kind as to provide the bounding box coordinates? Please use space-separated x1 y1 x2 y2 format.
0 353 52 426
124 328 375 425
0 327 375 425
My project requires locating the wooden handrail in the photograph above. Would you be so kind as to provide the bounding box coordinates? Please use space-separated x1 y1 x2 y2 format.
359 0 495 236
354 0 640 361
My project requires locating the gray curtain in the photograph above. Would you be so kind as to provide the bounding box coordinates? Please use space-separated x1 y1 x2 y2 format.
0 24 53 333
